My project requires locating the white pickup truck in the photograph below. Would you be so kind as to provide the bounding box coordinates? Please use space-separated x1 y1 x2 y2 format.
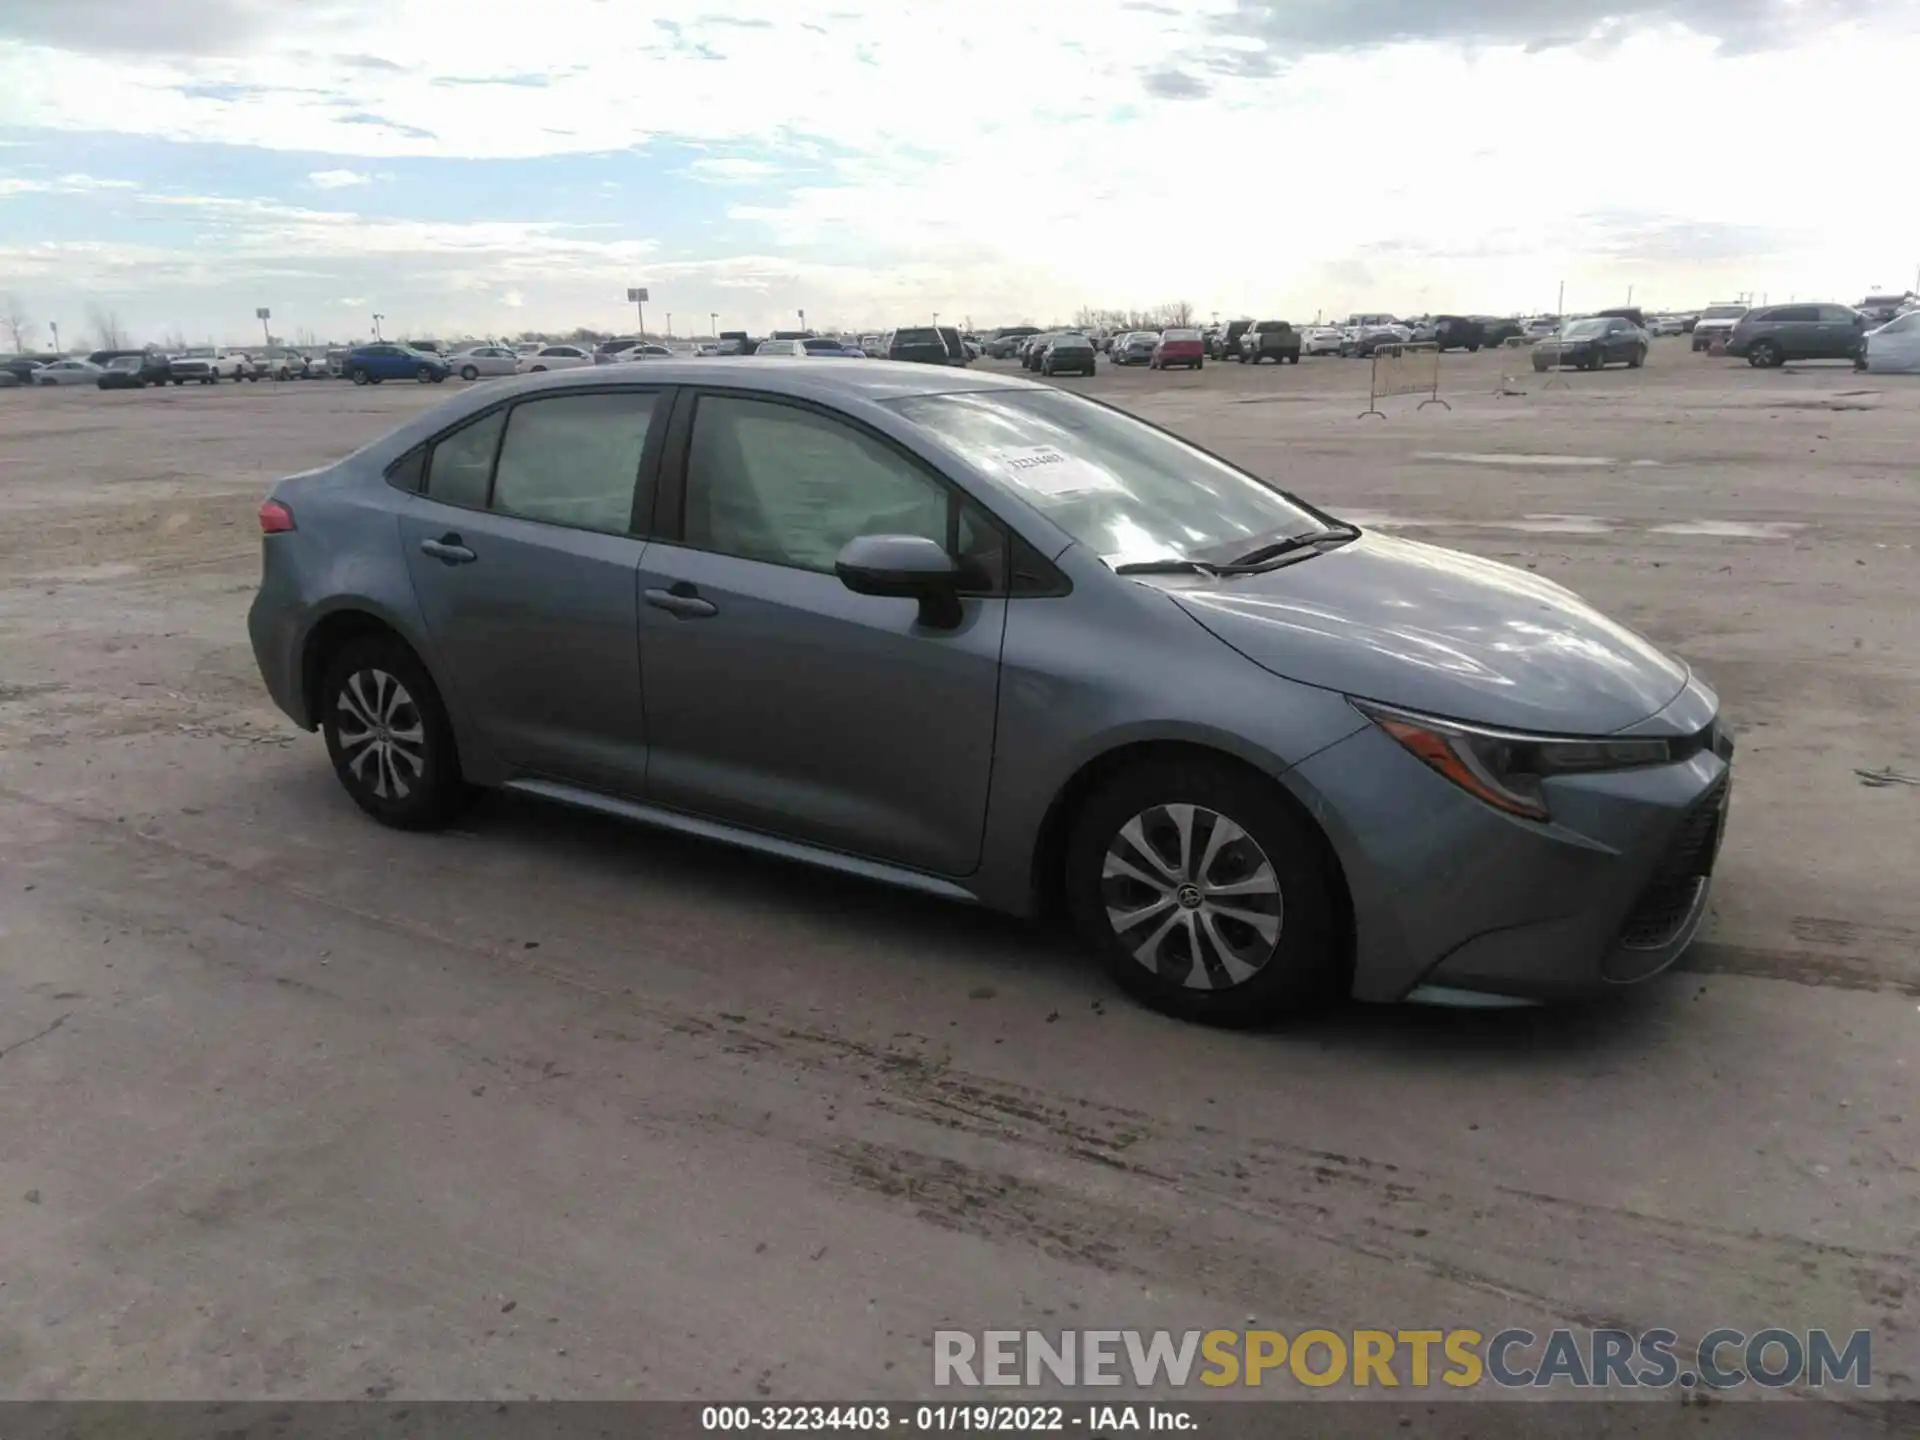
167 349 247 384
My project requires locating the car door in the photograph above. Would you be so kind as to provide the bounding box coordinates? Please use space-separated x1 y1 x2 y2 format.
1817 305 1864 359
396 385 668 796
634 388 1008 876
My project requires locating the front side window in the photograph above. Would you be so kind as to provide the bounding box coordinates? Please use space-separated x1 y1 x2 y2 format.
682 395 953 575
490 391 657 534
890 388 1322 569
424 409 506 509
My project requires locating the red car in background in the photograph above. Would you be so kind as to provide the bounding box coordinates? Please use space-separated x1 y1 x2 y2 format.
1150 327 1205 370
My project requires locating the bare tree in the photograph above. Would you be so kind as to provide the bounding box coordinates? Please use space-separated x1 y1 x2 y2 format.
1155 300 1196 328
160 328 189 353
1 293 34 352
86 304 128 350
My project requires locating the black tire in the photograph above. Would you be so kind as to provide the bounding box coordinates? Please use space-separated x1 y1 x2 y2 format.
1194 359 1203 370
1628 346 1646 369
415 365 434 383
1065 755 1342 1027
529 365 546 372
1467 342 1481 353
460 365 479 381
1288 353 1300 364
1747 341 1779 368
351 369 370 385
173 379 184 385
319 635 468 831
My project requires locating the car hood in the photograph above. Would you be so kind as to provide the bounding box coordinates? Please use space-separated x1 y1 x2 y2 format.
1162 532 1689 734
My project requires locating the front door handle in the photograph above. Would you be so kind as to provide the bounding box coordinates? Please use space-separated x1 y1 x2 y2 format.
644 582 718 619
419 534 477 565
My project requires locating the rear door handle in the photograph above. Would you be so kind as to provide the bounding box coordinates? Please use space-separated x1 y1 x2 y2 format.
644 583 718 619
419 534 477 565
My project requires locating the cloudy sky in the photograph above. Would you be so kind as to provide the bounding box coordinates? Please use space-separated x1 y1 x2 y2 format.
2 0 1918 347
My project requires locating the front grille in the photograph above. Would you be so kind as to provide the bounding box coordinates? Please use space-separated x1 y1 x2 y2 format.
1616 780 1729 951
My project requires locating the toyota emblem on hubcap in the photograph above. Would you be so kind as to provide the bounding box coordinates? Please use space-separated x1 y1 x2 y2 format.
1175 883 1203 910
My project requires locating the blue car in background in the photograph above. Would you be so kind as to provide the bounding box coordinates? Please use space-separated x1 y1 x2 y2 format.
344 343 451 386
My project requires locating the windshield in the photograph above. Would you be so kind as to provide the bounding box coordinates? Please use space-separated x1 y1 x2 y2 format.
1162 329 1200 342
1561 320 1608 339
890 389 1323 569
1702 306 1746 320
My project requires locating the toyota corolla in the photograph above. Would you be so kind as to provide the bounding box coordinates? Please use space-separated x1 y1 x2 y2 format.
248 361 1732 1026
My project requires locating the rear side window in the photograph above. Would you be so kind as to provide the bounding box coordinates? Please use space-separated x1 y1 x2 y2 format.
1767 306 1819 323
490 391 658 534
424 409 506 509
893 328 939 344
1818 305 1860 324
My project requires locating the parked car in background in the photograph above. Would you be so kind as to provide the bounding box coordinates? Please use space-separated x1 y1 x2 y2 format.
248 362 1734 1026
859 334 884 357
1688 303 1748 352
1531 317 1649 371
0 366 29 388
1018 333 1063 371
1725 304 1867 368
1862 309 1920 373
797 337 863 358
1522 317 1562 342
517 344 594 373
1352 325 1415 358
447 345 521 380
716 332 756 356
1855 294 1913 327
1041 333 1097 377
1476 317 1526 346
2 353 62 384
1430 316 1485 352
754 339 806 356
1209 319 1253 361
253 347 313 380
1301 326 1345 356
1237 320 1301 365
33 358 105 386
1648 315 1686 337
1111 331 1159 365
885 327 959 366
87 348 154 369
1346 313 1399 331
169 349 247 384
1594 307 1650 331
346 343 452 385
96 354 174 389
1151 328 1205 370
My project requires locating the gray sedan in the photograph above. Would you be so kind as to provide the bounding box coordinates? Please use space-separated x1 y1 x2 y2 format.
248 361 1732 1026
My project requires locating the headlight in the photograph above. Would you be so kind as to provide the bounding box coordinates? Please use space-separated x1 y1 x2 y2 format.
1354 701 1675 821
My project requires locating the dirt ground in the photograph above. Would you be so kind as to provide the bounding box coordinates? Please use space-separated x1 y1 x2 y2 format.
0 343 1915 1412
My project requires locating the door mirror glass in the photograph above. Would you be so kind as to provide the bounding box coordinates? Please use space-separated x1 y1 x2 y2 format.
835 534 962 628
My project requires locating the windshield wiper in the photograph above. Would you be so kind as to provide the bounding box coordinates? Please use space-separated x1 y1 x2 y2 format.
1221 522 1360 569
1113 558 1221 576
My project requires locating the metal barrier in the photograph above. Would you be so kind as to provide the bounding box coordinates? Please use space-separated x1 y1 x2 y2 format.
1359 342 1449 419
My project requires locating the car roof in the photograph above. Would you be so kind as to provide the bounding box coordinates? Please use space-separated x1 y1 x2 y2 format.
345 359 1050 468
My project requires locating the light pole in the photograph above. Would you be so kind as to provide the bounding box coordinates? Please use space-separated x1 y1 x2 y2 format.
1626 285 1633 307
372 313 384 339
257 307 272 347
50 320 60 353
666 313 672 338
932 312 939 328
710 311 718 337
1556 281 1564 317
798 308 806 334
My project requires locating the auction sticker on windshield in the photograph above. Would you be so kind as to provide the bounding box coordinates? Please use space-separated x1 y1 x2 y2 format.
992 445 1123 499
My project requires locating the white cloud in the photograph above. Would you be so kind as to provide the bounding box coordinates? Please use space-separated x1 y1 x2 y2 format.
685 157 779 183
4 1 1920 333
500 288 524 307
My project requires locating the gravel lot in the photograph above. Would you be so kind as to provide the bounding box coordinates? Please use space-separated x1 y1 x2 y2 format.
1 344 1915 1409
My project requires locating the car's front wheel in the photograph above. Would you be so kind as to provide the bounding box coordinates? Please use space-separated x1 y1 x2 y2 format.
319 636 468 831
460 365 479 381
1748 340 1781 368
1066 756 1342 1027
350 369 370 385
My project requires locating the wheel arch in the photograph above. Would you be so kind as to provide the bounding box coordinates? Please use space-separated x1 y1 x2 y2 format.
299 606 443 732
1024 739 1355 974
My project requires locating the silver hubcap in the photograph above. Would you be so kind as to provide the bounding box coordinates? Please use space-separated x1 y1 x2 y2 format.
1101 804 1283 990
335 668 426 801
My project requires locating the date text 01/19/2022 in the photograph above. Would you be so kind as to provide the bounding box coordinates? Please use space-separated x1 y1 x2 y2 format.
699 1404 1197 1431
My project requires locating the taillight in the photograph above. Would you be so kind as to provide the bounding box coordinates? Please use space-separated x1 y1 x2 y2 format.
259 498 295 534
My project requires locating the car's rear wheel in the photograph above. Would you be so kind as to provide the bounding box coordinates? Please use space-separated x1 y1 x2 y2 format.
1288 353 1299 364
1628 346 1646 369
1748 341 1780 368
1066 756 1342 1027
1193 359 1203 370
415 365 434 383
529 365 547 372
351 369 370 385
460 365 479 381
319 636 468 831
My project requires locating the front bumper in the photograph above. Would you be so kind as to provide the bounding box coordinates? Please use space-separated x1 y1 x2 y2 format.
1288 676 1732 1004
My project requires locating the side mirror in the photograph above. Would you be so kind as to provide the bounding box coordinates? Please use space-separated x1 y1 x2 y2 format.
834 534 964 629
